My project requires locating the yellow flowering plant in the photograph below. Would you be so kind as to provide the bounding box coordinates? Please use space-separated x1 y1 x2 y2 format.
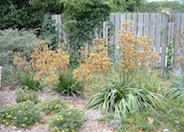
16 86 39 104
49 108 84 132
0 101 41 128
38 97 67 115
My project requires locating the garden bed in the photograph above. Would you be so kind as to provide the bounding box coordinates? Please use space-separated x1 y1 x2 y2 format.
0 86 115 132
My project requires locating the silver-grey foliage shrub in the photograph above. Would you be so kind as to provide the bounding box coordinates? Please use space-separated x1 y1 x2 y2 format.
0 29 37 67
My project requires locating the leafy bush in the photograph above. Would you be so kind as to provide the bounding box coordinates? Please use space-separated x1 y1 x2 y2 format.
16 87 39 104
88 72 163 118
55 70 84 96
39 14 61 49
0 101 41 128
0 29 37 67
49 108 84 132
166 70 184 101
38 97 67 115
19 73 41 91
0 1 45 30
1 67 18 87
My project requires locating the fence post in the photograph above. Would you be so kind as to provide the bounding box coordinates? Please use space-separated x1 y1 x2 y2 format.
0 66 2 90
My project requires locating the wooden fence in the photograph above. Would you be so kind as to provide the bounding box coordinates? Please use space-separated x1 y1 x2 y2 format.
52 13 184 70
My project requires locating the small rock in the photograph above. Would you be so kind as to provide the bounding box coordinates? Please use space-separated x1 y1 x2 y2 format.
12 126 16 129
163 129 170 132
40 112 45 117
175 120 180 124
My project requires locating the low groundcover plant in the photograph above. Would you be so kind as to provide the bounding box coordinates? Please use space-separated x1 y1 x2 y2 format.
16 86 39 104
38 97 67 115
0 101 41 128
49 108 84 132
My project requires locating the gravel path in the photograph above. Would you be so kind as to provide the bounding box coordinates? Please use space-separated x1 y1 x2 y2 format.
0 89 115 132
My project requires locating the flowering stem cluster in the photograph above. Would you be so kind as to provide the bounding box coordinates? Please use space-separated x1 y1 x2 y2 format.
74 38 113 83
117 20 159 72
31 41 70 84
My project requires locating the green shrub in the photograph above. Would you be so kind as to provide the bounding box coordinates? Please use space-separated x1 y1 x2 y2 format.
16 87 39 104
55 70 84 97
49 108 84 132
0 2 45 30
166 70 184 101
38 97 67 115
0 101 41 128
0 29 37 67
1 67 18 87
88 72 163 118
19 73 41 91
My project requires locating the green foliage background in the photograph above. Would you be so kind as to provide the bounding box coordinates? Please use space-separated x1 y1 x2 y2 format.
0 0 45 30
138 1 184 12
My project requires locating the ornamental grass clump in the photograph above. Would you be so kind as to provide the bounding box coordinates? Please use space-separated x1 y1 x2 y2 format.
88 73 163 119
55 69 84 97
49 108 84 132
166 70 184 101
0 101 41 128
18 73 41 91
16 86 39 104
38 97 67 115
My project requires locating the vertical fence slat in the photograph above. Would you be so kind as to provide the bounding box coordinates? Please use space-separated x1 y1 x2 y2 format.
103 21 108 45
115 13 120 45
132 13 137 35
110 13 115 45
126 13 132 21
155 14 162 56
138 13 143 37
143 13 149 35
161 14 168 70
120 13 126 35
126 13 132 32
150 13 156 50
173 13 181 70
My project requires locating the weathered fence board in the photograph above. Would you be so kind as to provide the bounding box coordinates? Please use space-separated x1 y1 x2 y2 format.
173 13 181 70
